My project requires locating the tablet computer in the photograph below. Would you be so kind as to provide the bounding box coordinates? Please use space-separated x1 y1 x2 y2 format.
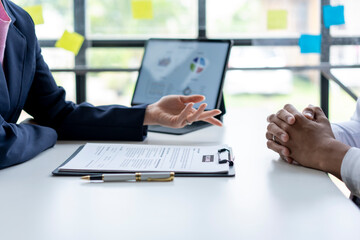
131 38 232 134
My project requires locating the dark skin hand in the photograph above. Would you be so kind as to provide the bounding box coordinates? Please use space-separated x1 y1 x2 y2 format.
266 104 350 179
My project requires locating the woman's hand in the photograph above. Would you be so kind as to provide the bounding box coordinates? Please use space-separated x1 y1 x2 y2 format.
144 95 223 128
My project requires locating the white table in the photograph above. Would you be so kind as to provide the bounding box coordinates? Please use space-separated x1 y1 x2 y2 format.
1 108 360 240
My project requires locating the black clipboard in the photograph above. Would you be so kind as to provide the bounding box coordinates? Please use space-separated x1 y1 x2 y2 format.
52 145 235 177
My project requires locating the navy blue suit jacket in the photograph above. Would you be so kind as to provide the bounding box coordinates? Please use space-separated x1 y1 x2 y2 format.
0 0 148 169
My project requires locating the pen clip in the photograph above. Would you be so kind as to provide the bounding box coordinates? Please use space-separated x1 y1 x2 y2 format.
136 172 175 182
218 148 233 166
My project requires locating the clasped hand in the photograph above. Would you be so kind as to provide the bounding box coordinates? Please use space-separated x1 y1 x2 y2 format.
144 95 222 128
265 104 349 178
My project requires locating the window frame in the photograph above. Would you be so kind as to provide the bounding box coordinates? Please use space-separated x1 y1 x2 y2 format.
38 0 360 117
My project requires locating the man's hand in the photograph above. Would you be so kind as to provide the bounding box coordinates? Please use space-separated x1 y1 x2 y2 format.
266 104 316 163
266 104 297 163
144 95 222 128
266 104 350 179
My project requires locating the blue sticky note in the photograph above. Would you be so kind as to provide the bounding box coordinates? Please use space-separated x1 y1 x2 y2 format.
298 34 321 54
323 5 345 28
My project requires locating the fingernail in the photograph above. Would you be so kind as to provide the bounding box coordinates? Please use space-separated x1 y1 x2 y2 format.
304 112 312 118
281 150 287 156
281 134 287 142
287 116 294 123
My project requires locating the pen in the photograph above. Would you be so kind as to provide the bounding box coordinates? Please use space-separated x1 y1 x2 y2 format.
81 172 175 182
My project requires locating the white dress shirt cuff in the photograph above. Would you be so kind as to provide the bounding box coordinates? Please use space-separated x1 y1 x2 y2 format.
341 147 360 198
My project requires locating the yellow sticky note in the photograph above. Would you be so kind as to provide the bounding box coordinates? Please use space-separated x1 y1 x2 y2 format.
131 0 153 19
55 30 84 56
267 10 288 30
23 5 44 25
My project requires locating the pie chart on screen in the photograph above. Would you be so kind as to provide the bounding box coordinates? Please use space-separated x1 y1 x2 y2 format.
190 57 206 73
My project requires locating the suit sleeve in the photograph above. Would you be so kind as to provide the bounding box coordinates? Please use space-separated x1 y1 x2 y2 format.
0 115 57 169
24 40 148 141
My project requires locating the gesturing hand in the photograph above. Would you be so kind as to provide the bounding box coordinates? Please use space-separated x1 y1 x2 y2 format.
144 95 223 128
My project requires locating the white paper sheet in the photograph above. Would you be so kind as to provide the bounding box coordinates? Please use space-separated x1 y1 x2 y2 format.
59 143 231 173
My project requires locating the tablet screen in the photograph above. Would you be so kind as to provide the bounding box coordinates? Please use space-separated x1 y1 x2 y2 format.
131 39 231 110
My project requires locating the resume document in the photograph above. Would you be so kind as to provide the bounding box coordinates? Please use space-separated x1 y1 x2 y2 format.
59 143 231 173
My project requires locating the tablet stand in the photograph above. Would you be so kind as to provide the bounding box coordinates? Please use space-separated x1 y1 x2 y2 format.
215 94 226 122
